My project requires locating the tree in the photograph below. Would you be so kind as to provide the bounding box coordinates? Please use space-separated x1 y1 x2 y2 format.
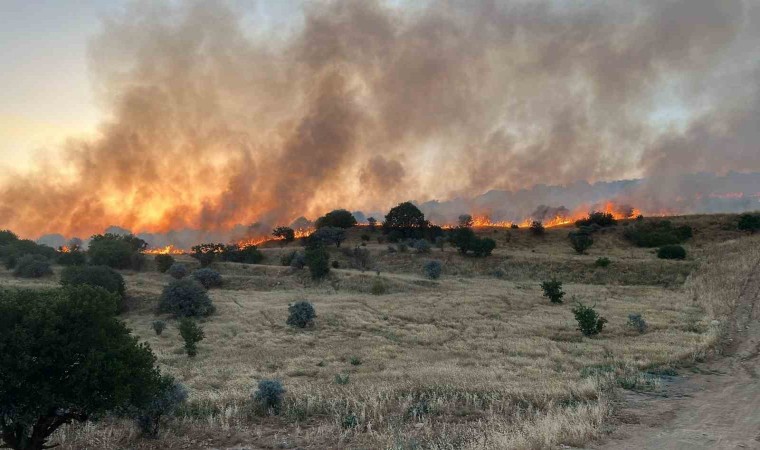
529 221 545 236
738 213 760 233
304 239 330 280
568 231 594 254
450 227 477 254
0 286 163 450
0 229 18 246
190 243 225 267
458 214 474 228
87 237 134 269
60 265 126 299
383 202 428 231
311 226 346 248
272 226 296 244
154 254 175 273
540 280 564 304
575 211 617 228
159 278 215 318
571 302 607 337
315 209 357 229
12 255 52 278
367 217 377 232
178 318 204 357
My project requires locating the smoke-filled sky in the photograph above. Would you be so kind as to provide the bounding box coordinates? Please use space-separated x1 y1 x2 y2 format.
1 0 759 240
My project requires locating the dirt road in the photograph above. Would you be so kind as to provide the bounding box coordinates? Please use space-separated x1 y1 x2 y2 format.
592 260 760 449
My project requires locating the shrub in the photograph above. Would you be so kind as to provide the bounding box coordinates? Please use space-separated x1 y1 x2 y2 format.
540 279 564 304
627 313 648 334
167 262 189 279
154 254 175 273
178 318 204 357
88 233 146 270
315 209 357 229
334 373 350 385
458 214 474 227
332 260 340 269
281 250 297 266
159 278 215 318
413 239 431 253
311 226 346 248
1 239 56 269
13 254 52 278
192 268 223 289
510 224 519 229
397 242 408 252
0 229 18 246
383 202 428 232
657 244 686 260
435 236 446 252
286 301 316 328
341 414 359 429
575 211 617 228
529 221 545 236
220 244 264 264
623 220 692 247
450 228 496 256
57 250 86 266
290 252 306 269
595 257 611 268
568 231 594 254
0 286 163 450
371 278 386 295
253 379 285 415
348 246 372 272
272 226 295 244
190 243 224 267
738 213 760 233
472 237 496 256
152 320 167 336
424 260 442 279
135 375 187 438
572 302 607 336
361 234 371 242
305 240 330 280
60 265 126 298
349 356 362 366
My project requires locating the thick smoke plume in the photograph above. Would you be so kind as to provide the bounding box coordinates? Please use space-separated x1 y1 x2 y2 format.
1 0 759 244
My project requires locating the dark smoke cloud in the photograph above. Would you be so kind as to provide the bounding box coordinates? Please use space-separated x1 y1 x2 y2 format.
1 0 759 243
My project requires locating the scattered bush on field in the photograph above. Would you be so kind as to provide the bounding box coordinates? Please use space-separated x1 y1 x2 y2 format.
348 246 372 272
529 221 545 236
57 248 86 266
272 226 295 244
13 254 53 278
575 211 617 228
60 265 126 298
540 279 564 304
371 278 386 295
190 243 224 267
315 209 357 229
449 227 496 256
572 302 607 336
424 260 442 279
510 223 519 229
167 262 189 279
1 238 56 269
568 230 594 254
220 244 264 264
341 413 359 429
192 268 223 289
152 320 167 336
287 301 316 328
413 239 431 253
738 213 760 233
159 278 215 318
154 254 175 273
334 373 350 385
349 356 362 366
305 239 330 280
311 226 347 248
253 379 285 415
178 318 204 357
458 214 474 228
595 257 611 268
88 233 147 270
657 244 686 260
134 375 188 438
361 234 371 242
623 220 692 247
627 313 648 334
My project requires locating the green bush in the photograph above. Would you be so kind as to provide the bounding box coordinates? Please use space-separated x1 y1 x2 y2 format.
595 257 611 268
371 278 386 295
60 265 126 298
286 301 316 328
190 243 224 267
1 239 56 269
334 373 350 385
657 244 686 260
272 226 295 244
424 260 442 279
450 228 496 256
572 302 607 336
88 233 147 270
529 221 545 236
331 260 340 269
315 209 357 229
167 263 188 279
253 379 285 415
134 375 187 438
305 240 330 280
0 286 163 450
13 254 53 278
154 254 175 273
221 244 264 264
192 268 223 289
568 231 594 254
575 211 617 228
178 318 204 357
152 320 167 336
623 221 692 247
57 250 87 266
540 279 564 304
159 278 215 318
737 213 760 233
0 229 18 246
627 313 648 334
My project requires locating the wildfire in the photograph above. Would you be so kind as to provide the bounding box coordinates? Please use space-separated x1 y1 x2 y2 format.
58 245 71 253
460 202 644 230
236 227 314 248
144 245 185 255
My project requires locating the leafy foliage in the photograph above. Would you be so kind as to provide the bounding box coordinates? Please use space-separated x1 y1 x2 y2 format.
568 231 594 254
458 214 474 227
371 278 386 295
272 226 296 243
367 217 377 231
311 226 347 247
657 244 686 260
134 375 187 438
190 243 225 267
0 239 56 270
152 320 167 336
571 302 607 336
412 239 431 253
167 262 189 279
424 260 442 279
0 286 163 450
192 268 223 289
595 257 611 268
12 255 52 278
286 301 316 328
88 233 147 270
540 279 564 304
159 278 215 318
0 229 18 246
575 211 617 228
57 249 87 266
154 254 175 273
529 221 545 236
253 380 285 415
626 313 648 334
623 220 692 247
305 239 330 280
220 244 263 264
737 213 760 233
178 318 204 357
315 209 357 229
60 265 126 299
449 227 496 256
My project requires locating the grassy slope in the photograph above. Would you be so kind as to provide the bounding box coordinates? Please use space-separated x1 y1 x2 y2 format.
3 213 755 449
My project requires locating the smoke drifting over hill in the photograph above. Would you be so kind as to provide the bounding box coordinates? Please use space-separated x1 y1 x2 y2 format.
1 0 759 243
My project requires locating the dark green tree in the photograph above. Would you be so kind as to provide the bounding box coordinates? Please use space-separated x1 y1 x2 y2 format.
568 231 594 254
178 318 204 357
304 239 330 280
315 209 357 229
738 213 760 233
190 243 225 267
383 202 428 231
272 226 296 244
154 254 175 273
60 265 126 299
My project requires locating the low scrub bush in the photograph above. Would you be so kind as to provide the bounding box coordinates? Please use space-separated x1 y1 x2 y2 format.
540 279 564 304
57 250 86 266
450 228 496 256
154 254 175 273
305 240 330 280
190 243 224 267
568 231 594 254
331 260 340 269
657 244 686 260
371 278 386 295
529 221 545 236
167 262 189 279
287 301 316 328
424 260 442 279
738 213 760 233
221 244 263 264
334 373 350 385
575 211 617 228
88 233 147 270
413 239 431 253
627 313 648 334
135 375 188 438
623 220 693 247
572 302 607 336
253 379 285 415
152 320 167 336
595 257 611 268
178 318 204 357
13 254 53 278
281 251 297 266
1 239 56 269
159 278 215 318
192 268 223 289
60 265 126 298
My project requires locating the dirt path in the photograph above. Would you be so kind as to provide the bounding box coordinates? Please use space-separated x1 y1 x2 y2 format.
591 259 760 449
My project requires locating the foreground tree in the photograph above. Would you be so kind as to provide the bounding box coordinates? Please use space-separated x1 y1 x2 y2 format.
383 202 428 230
0 286 163 450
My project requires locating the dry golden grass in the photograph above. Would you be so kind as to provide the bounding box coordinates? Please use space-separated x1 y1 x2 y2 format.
4 214 756 449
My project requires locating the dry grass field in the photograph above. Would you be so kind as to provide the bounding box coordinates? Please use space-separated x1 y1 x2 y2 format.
3 213 757 449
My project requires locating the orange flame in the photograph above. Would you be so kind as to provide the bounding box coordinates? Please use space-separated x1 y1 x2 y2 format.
144 245 185 255
236 227 314 248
